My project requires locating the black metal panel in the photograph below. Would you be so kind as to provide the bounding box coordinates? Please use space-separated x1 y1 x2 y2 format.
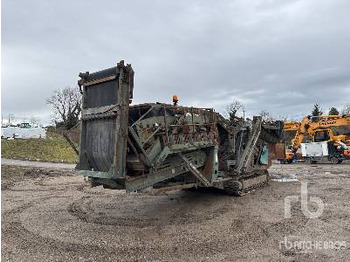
331 126 350 136
83 118 116 172
78 61 133 178
79 67 120 171
85 67 118 81
83 80 118 109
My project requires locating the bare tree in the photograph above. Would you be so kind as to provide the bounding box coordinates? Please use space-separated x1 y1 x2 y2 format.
342 103 350 114
47 87 82 129
259 110 275 122
279 116 289 122
226 100 244 121
29 117 41 127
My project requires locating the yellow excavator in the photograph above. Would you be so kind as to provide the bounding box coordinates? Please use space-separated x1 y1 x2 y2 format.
282 121 301 161
283 115 350 163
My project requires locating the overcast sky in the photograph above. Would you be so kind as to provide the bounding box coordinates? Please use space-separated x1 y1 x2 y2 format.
2 0 350 124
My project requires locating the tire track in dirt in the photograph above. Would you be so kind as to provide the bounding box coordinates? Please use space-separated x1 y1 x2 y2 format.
3 163 350 261
67 191 231 228
3 193 233 261
3 200 117 261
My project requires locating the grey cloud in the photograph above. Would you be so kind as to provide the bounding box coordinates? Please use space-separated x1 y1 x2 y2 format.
2 0 350 124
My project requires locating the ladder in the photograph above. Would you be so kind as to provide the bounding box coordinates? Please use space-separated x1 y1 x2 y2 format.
236 116 262 173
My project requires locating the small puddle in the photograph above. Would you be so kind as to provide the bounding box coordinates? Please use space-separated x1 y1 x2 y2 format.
271 178 299 182
270 174 299 182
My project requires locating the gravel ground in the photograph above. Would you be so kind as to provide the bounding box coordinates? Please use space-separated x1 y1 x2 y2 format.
2 163 350 261
1 158 76 169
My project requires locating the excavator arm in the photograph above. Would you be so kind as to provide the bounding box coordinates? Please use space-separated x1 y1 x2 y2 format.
290 116 311 154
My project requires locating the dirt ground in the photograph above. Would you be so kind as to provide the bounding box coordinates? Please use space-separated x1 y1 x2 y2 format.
1 163 350 261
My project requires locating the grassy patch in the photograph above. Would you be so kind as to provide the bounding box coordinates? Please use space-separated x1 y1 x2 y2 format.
1 131 78 163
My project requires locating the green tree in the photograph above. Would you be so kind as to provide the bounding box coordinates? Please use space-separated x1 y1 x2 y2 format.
311 104 323 116
328 107 339 115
